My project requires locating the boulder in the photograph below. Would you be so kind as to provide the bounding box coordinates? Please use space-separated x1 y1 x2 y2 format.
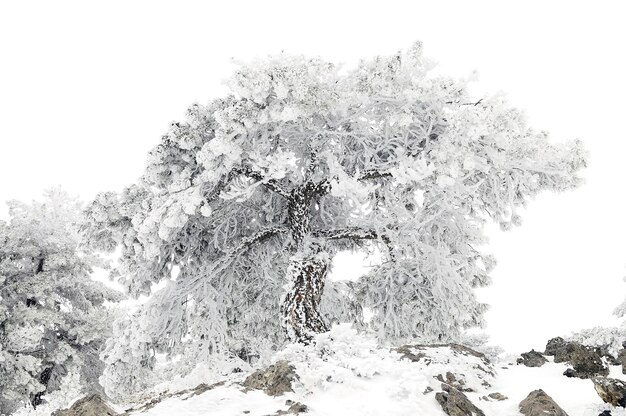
519 389 568 416
52 394 118 416
595 345 619 366
435 383 486 416
598 411 612 416
394 343 495 392
545 337 568 356
243 360 299 396
565 345 608 379
562 368 576 378
544 339 608 378
517 350 548 367
592 377 626 407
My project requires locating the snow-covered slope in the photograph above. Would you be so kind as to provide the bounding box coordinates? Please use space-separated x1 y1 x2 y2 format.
108 325 626 416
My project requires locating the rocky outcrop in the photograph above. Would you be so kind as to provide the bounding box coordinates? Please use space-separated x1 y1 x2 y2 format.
435 383 486 416
517 350 548 367
122 381 226 413
519 390 568 416
243 360 299 396
592 377 626 407
595 345 619 366
544 338 608 379
435 371 474 392
395 343 489 363
394 343 495 392
52 394 118 416
545 337 568 356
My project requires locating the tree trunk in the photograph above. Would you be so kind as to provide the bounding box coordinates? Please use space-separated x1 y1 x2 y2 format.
281 253 329 343
282 183 331 343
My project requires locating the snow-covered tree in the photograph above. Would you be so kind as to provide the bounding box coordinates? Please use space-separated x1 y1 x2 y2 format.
84 42 585 396
0 189 122 414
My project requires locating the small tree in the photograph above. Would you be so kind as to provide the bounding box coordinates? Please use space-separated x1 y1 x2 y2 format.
84 43 585 392
0 190 122 414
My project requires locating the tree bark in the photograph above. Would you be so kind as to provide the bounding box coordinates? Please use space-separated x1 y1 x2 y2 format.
281 253 329 343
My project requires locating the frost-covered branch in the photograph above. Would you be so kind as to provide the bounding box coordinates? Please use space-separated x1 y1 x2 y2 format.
313 226 395 260
234 165 291 198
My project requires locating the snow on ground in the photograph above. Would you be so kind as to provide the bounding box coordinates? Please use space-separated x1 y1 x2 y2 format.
478 357 626 416
123 387 287 416
131 324 626 416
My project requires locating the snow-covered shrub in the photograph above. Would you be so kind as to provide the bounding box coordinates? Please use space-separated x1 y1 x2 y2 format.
568 325 626 358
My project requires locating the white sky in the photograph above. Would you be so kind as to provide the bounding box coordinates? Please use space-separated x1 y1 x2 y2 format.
1 0 625 353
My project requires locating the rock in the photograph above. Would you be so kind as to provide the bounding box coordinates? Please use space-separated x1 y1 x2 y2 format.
52 394 118 416
435 383 486 416
185 381 226 398
423 386 434 394
618 349 626 374
545 339 608 378
563 368 576 378
271 400 308 415
435 371 473 392
487 392 507 401
565 345 609 379
545 337 568 356
395 343 488 363
595 345 620 366
243 360 299 396
598 411 612 416
517 350 548 367
394 343 495 393
519 389 568 416
123 380 226 413
592 377 626 407
273 400 308 415
286 401 308 413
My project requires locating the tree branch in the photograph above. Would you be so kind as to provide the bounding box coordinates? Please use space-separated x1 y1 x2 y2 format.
358 170 392 181
185 227 287 290
312 227 377 240
312 226 396 260
226 227 287 257
234 166 291 198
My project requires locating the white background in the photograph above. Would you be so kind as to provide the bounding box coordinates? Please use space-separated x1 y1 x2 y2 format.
1 0 624 352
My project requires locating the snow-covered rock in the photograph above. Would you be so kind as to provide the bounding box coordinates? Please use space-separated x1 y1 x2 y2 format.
435 383 486 416
592 377 626 407
517 350 548 368
51 394 117 416
242 361 299 396
546 338 609 379
518 389 568 416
